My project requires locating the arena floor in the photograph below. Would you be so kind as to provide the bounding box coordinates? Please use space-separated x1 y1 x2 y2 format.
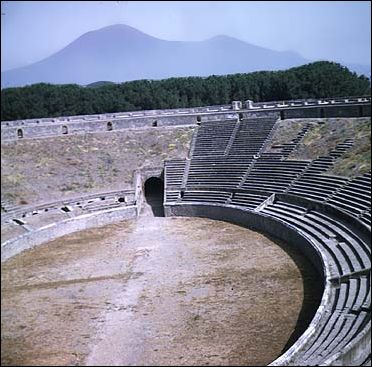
1 210 322 366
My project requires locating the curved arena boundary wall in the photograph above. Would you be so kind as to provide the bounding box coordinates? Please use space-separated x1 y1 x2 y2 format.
164 201 371 366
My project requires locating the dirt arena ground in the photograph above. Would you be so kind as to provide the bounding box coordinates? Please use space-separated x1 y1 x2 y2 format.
1 215 322 366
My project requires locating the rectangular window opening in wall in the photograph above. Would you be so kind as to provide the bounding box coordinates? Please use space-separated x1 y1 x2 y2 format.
13 218 25 225
359 106 363 117
62 125 68 134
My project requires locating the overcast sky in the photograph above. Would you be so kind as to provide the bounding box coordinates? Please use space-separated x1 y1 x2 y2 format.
1 1 371 72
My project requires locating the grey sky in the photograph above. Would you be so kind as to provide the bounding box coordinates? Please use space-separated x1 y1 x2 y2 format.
1 1 371 72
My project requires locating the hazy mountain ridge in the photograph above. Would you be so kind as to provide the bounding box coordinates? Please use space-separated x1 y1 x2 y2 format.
1 24 370 88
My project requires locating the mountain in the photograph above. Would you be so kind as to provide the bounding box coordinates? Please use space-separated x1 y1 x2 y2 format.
1 24 369 88
85 81 116 88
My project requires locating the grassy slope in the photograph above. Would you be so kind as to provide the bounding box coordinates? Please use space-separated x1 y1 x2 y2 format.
290 117 371 177
1 126 194 206
264 120 312 153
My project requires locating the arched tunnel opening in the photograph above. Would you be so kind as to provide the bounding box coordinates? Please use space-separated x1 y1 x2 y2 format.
144 177 165 217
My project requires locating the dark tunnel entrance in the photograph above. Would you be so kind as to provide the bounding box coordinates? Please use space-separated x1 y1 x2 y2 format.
144 177 165 217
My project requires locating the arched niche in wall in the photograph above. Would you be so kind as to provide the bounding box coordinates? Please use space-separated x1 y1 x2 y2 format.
144 177 164 217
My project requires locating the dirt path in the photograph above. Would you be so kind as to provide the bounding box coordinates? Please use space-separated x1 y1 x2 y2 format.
1 214 322 366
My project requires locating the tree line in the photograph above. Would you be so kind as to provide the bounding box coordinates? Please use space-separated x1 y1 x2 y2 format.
1 61 370 121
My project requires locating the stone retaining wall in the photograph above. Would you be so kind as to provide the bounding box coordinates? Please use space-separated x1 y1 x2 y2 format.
1 205 137 262
1 97 370 141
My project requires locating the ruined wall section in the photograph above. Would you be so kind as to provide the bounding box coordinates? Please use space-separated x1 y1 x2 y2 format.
1 111 237 141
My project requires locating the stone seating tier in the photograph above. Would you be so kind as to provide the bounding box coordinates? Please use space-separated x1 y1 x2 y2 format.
1 190 135 224
181 191 231 203
230 192 270 210
164 159 186 188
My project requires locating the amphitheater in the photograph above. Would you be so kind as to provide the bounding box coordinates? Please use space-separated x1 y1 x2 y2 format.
1 96 371 366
